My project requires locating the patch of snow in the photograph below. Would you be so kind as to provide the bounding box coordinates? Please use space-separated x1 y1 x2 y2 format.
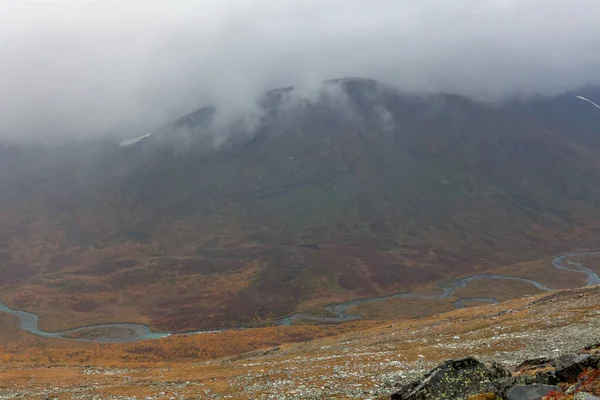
119 132 153 147
575 95 600 110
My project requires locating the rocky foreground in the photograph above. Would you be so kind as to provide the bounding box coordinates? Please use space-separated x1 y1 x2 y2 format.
391 348 600 399
225 286 600 399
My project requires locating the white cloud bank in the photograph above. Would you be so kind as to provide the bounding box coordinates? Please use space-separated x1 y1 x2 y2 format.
1 0 599 140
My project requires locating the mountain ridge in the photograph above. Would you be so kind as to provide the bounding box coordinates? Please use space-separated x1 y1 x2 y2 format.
1 78 600 332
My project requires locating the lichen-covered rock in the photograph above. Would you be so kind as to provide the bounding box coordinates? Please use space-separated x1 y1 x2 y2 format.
390 357 508 400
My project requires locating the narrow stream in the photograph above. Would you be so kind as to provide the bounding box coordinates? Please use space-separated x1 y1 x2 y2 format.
0 304 170 343
0 252 598 342
278 252 600 326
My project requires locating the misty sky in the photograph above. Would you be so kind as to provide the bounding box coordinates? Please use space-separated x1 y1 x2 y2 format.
1 0 600 140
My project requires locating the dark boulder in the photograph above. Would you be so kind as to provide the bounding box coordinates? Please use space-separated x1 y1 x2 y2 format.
391 357 511 400
554 354 600 382
506 384 561 400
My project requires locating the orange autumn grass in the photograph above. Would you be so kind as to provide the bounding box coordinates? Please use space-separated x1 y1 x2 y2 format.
0 320 383 366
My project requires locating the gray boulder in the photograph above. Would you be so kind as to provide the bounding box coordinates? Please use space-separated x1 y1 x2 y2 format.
506 384 561 400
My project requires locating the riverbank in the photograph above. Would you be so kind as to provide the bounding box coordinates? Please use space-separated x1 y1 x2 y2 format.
1 251 599 343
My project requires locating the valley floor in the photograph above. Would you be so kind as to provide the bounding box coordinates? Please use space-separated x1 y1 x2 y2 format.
1 285 599 399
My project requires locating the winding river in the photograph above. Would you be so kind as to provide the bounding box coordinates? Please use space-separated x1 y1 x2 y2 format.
0 252 598 342
277 252 600 325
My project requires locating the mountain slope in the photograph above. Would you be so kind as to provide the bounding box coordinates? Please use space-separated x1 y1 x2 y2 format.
1 78 600 331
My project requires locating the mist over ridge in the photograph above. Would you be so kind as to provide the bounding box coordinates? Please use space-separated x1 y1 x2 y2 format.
1 0 600 141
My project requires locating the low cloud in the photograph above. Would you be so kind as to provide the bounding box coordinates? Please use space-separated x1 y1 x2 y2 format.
1 0 599 141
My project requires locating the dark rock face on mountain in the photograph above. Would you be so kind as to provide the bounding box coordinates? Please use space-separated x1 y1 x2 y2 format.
391 349 600 400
